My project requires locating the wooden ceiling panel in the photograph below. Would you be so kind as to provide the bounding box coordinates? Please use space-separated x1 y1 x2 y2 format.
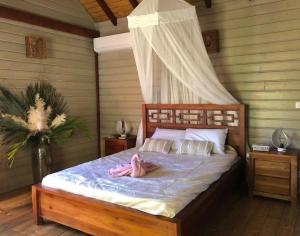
106 0 133 18
80 0 107 22
80 0 211 24
96 0 118 25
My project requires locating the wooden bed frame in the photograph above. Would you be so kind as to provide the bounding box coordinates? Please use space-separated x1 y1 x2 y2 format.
32 104 246 236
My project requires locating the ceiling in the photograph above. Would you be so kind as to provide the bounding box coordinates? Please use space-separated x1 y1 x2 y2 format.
80 0 211 25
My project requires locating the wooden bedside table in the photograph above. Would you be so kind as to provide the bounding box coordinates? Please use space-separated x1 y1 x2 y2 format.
104 136 136 156
249 149 299 206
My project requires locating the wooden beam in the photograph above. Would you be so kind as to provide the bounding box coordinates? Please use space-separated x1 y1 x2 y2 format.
94 52 101 157
0 5 99 38
204 0 212 8
96 0 117 26
129 0 139 8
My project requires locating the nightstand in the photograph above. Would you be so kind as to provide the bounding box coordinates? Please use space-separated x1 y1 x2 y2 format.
249 150 299 206
104 136 136 156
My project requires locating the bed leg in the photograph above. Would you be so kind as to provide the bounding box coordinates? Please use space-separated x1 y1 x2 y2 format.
32 185 43 225
169 222 181 236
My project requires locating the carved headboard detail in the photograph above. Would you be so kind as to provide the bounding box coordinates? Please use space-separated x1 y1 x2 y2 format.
142 104 246 158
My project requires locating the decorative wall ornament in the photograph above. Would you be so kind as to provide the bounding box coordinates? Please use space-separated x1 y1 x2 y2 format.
202 30 220 53
25 36 47 59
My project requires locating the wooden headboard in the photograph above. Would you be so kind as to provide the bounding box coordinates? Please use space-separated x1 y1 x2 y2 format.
142 104 246 158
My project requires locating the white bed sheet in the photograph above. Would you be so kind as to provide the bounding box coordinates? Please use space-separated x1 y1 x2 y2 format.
42 148 239 218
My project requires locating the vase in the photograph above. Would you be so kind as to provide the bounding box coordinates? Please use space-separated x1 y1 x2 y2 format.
32 142 52 183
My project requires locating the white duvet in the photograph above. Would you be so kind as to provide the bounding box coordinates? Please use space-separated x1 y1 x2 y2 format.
42 148 239 218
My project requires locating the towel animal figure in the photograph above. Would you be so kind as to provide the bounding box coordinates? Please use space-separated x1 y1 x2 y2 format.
108 154 159 178
130 153 146 177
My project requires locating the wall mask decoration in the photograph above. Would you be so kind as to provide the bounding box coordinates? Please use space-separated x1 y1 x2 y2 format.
25 36 47 59
202 30 220 54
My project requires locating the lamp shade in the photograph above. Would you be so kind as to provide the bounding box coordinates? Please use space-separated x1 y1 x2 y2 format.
116 120 131 135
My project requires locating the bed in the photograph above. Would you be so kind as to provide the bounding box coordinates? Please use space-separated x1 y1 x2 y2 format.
32 104 246 236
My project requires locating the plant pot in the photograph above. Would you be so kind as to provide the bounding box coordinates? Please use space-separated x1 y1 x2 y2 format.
32 143 52 183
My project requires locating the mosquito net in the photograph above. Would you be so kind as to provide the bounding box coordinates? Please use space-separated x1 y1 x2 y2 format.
127 0 238 144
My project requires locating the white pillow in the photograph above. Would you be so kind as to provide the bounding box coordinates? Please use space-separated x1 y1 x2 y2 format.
184 128 228 154
177 140 213 157
151 128 186 151
139 138 173 154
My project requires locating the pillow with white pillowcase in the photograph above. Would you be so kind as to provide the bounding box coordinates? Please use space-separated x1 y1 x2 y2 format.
184 128 228 154
151 128 186 151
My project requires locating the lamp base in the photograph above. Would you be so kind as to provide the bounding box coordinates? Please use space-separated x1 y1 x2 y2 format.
277 147 286 152
118 134 127 139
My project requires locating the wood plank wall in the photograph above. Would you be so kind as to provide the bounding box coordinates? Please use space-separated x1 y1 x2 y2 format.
200 0 300 147
0 0 95 29
98 18 143 155
98 0 300 151
0 1 98 194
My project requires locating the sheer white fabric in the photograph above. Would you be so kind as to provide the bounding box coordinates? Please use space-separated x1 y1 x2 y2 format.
127 0 238 145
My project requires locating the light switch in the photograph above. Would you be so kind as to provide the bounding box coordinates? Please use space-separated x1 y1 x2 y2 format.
296 102 300 109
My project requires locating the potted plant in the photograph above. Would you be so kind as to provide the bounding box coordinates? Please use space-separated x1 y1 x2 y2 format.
0 81 89 183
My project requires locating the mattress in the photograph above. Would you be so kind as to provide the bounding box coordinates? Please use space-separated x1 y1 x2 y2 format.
42 147 239 218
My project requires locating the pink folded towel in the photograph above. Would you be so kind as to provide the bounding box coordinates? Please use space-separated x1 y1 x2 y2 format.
108 154 159 178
